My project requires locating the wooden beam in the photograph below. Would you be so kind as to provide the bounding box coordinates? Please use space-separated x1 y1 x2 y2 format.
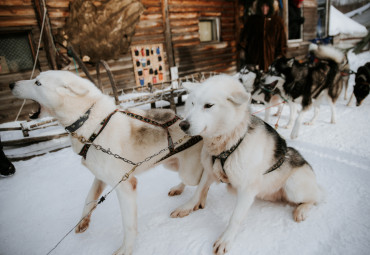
161 0 175 67
33 0 57 70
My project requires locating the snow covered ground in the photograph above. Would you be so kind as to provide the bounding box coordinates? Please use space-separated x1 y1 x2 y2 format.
1 50 369 255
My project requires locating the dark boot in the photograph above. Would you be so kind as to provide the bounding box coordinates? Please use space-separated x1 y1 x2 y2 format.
0 137 15 177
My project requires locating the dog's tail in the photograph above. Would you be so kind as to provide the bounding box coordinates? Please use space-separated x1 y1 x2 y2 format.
309 43 345 64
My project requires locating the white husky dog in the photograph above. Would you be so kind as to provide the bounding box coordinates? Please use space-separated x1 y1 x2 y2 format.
10 70 204 255
176 75 323 255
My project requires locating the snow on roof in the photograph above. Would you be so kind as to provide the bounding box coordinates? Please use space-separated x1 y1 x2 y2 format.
329 5 368 37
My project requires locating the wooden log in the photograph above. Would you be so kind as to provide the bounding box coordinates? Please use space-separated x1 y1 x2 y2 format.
2 133 68 146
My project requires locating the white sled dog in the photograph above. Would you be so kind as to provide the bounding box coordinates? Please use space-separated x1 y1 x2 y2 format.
176 75 323 255
10 70 204 255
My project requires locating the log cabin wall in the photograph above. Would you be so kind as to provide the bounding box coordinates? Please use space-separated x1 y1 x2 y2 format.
0 0 51 123
0 0 240 123
167 0 239 76
0 0 318 123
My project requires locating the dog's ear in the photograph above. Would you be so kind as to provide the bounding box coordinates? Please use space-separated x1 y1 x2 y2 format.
287 58 295 68
228 91 250 105
57 82 89 96
182 82 198 92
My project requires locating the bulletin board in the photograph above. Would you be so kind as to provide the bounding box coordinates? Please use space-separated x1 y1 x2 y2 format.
131 43 167 87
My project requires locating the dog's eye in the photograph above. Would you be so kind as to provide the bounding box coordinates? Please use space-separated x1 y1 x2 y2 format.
35 80 42 86
204 103 214 109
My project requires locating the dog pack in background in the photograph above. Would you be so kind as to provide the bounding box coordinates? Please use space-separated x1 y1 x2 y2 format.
352 62 370 106
259 44 344 139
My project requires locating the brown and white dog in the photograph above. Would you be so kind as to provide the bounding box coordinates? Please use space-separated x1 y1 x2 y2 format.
10 70 204 255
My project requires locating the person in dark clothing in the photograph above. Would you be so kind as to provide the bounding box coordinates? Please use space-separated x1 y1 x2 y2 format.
289 0 305 39
0 137 15 177
241 0 287 71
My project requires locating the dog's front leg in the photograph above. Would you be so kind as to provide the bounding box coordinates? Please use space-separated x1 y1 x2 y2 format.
264 104 271 123
284 102 296 129
113 179 138 255
170 167 215 218
76 178 107 233
213 187 257 255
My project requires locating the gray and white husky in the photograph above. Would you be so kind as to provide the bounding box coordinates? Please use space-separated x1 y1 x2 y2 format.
173 75 323 255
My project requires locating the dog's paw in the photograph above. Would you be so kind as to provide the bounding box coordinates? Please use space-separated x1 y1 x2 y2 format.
113 245 133 255
303 121 314 126
168 188 183 196
170 208 193 218
168 183 185 196
75 216 90 233
213 237 231 255
293 203 311 222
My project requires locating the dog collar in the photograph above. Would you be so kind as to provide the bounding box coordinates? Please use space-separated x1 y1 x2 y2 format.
65 104 94 133
212 135 245 174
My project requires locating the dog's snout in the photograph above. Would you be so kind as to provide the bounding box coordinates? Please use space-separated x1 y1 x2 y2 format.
9 82 15 90
179 120 190 132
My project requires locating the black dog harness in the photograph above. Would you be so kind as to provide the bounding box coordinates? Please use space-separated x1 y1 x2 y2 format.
65 107 202 161
212 134 286 180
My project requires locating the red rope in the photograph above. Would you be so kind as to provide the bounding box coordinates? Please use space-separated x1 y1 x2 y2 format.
252 101 286 130
252 101 285 115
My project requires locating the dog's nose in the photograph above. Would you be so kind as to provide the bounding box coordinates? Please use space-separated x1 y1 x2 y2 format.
179 120 190 132
9 82 15 90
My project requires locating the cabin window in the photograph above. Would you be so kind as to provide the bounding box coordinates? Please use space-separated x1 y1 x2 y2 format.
288 0 304 40
0 32 34 74
317 0 329 38
199 18 220 42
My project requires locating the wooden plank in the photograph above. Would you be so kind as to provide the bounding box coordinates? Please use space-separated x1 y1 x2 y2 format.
162 0 175 67
2 133 68 146
0 17 37 27
34 0 57 70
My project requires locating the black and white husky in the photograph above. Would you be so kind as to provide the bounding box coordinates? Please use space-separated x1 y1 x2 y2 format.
263 44 344 139
236 65 285 124
173 75 323 255
347 62 370 106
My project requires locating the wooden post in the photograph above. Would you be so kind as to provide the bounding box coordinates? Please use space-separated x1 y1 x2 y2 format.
67 45 96 84
235 0 241 70
33 0 57 70
161 0 175 67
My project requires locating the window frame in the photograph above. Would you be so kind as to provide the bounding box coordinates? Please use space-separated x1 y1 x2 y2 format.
283 0 304 42
0 29 36 75
198 17 221 43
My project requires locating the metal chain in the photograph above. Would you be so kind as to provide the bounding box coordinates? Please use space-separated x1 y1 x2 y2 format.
70 132 191 180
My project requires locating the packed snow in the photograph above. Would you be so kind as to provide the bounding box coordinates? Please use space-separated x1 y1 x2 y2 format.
1 49 369 255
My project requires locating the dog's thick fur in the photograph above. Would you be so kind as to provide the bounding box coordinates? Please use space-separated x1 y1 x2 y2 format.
175 75 322 255
263 45 344 139
10 70 204 255
352 62 370 106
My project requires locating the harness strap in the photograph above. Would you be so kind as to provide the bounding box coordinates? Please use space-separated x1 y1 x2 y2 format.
120 110 181 153
79 109 119 159
65 105 94 133
263 156 285 175
212 136 245 174
212 135 286 181
78 109 181 159
156 135 203 164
